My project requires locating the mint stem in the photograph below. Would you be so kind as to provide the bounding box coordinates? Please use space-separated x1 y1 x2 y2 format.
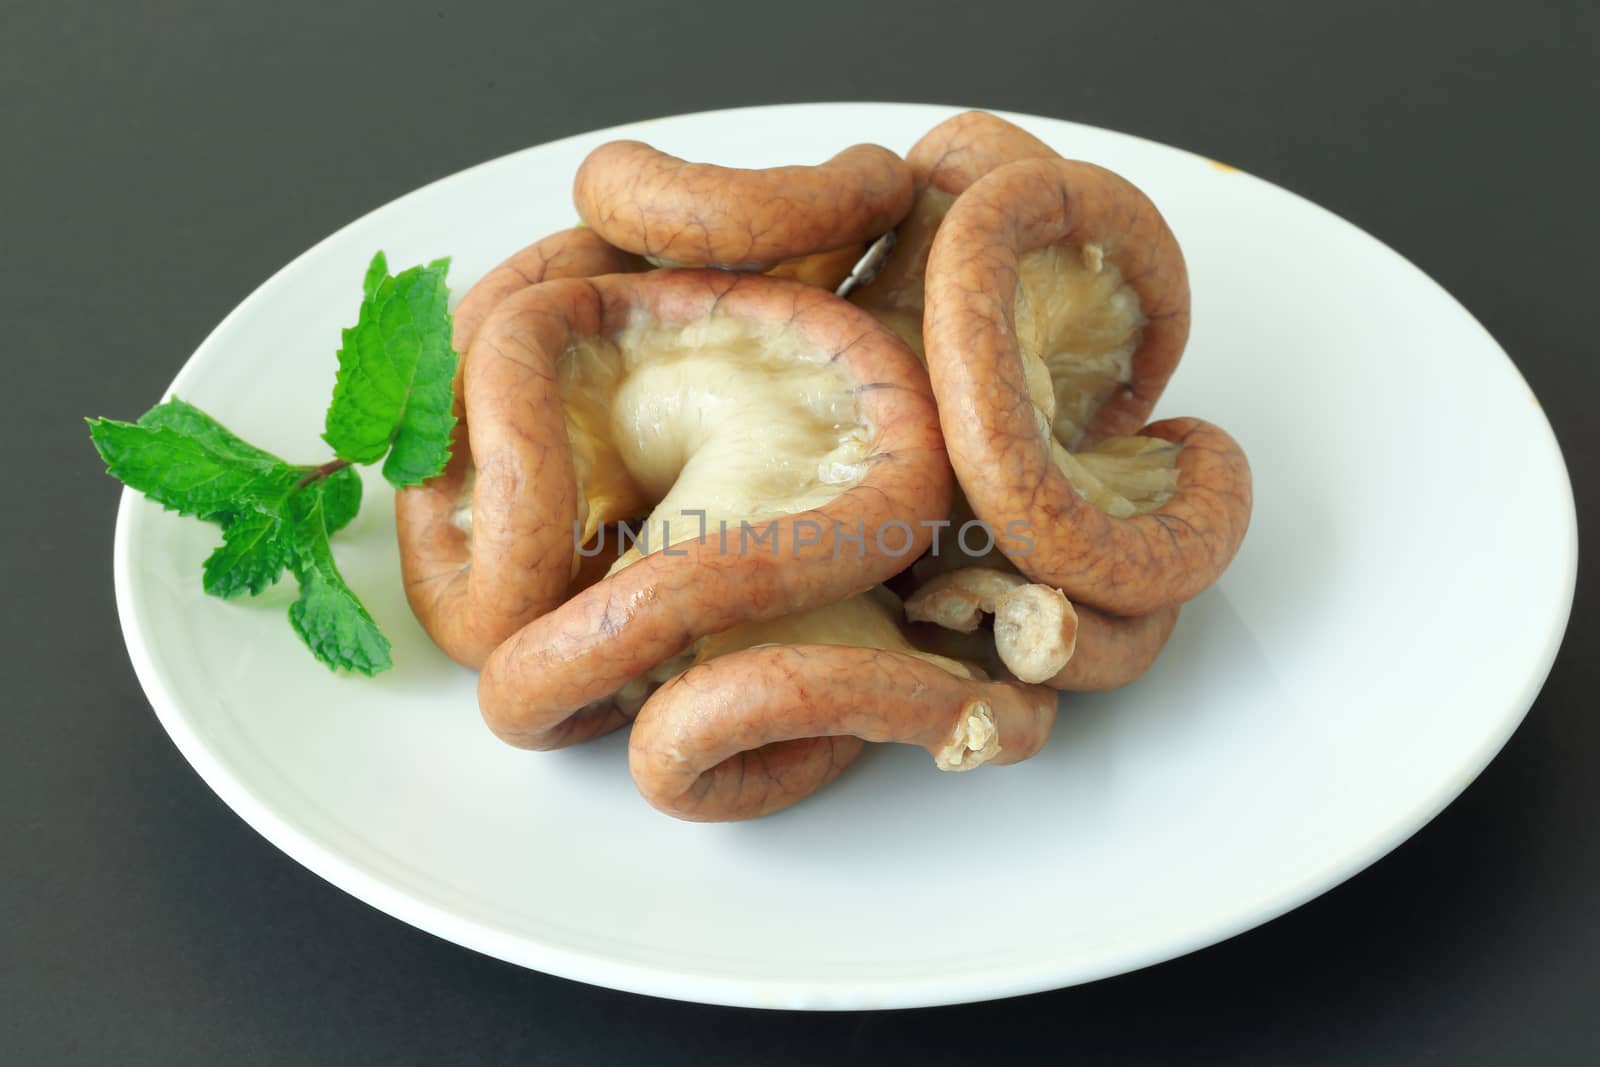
296 458 353 488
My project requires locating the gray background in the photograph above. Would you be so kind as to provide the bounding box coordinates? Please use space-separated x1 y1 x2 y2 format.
5 1 1595 1062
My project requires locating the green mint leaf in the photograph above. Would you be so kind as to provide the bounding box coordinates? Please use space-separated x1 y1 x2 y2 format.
138 397 284 467
319 463 363 535
203 511 290 598
88 414 299 520
86 257 420 679
362 250 388 301
285 479 392 675
135 399 291 525
323 252 459 489
201 466 358 600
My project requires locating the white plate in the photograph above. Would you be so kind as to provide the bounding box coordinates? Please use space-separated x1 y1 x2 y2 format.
113 103 1577 1010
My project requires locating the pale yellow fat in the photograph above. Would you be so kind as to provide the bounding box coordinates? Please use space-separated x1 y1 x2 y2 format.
765 244 863 290
553 314 873 575
934 703 1001 771
695 588 978 681
1014 241 1146 449
614 591 978 711
1012 241 1180 516
1051 434 1181 518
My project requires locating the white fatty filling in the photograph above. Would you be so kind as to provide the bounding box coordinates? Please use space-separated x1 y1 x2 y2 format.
1051 435 1181 518
611 589 977 710
1015 241 1177 515
558 314 873 572
1014 241 1144 448
696 588 976 679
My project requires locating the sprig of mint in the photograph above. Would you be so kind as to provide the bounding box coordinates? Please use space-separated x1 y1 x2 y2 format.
88 252 459 676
